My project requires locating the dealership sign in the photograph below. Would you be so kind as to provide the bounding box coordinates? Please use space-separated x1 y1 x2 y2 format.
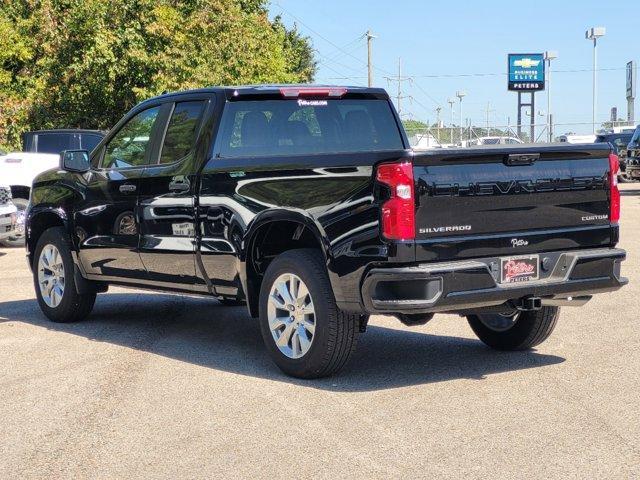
508 53 545 91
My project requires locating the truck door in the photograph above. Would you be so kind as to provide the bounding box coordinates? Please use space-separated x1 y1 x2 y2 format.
137 97 211 291
77 105 162 280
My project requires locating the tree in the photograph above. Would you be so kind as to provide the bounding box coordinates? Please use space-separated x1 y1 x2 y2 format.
0 0 317 150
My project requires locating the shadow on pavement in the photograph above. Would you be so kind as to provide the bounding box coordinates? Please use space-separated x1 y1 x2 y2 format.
0 293 565 391
621 188 640 196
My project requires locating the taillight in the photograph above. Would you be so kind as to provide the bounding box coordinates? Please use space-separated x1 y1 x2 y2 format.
376 162 415 240
609 153 620 223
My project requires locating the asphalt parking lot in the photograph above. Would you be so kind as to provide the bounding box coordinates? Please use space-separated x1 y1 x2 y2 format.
0 185 639 479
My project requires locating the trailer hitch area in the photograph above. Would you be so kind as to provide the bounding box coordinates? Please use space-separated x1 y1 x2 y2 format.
516 296 542 311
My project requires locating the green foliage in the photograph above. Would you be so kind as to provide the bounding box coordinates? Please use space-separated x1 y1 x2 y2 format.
0 0 317 150
401 119 429 134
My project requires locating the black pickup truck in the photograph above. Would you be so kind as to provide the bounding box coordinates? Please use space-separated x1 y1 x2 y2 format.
26 86 627 378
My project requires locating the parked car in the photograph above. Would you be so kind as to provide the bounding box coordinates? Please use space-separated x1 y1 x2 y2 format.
557 134 597 143
625 125 640 180
595 131 635 182
0 185 17 244
26 86 627 378
469 136 523 146
0 129 105 246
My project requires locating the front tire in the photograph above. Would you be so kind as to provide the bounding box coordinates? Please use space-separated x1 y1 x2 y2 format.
33 227 96 323
467 306 559 351
258 249 359 379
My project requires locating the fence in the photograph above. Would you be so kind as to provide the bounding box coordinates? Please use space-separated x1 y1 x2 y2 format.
404 121 637 148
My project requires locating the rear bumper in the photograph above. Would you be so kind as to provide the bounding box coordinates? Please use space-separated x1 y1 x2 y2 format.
361 248 627 314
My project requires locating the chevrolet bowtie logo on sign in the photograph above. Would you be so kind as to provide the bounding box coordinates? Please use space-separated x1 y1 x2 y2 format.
508 53 545 91
513 58 541 69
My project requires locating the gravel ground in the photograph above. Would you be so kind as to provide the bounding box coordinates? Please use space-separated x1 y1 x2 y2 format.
0 184 639 479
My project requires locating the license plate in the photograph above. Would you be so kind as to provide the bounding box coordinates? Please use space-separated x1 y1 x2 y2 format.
500 255 539 284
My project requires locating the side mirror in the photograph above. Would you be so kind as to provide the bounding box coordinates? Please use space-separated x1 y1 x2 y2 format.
60 149 90 173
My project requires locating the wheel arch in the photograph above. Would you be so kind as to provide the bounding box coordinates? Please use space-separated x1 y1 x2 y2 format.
241 209 335 317
26 208 69 268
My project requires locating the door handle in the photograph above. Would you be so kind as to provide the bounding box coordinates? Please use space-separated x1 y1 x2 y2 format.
119 184 137 193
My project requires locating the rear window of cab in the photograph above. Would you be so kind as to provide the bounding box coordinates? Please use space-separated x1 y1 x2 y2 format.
216 99 404 157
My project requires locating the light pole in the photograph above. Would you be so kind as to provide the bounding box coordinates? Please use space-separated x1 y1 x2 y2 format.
456 91 466 145
447 98 455 143
544 50 558 142
585 27 606 133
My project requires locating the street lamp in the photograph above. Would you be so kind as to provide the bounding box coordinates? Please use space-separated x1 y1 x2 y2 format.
544 50 558 142
456 91 466 145
585 27 606 133
447 98 455 143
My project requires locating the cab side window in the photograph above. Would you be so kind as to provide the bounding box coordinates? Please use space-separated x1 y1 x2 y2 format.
159 101 206 164
102 107 160 169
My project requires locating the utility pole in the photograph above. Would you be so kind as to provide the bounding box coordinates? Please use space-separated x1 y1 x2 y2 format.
456 91 466 145
435 106 442 141
447 98 455 144
384 58 411 118
366 30 376 87
483 102 495 136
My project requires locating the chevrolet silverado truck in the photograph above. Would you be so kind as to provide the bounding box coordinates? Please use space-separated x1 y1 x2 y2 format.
0 129 105 246
26 86 627 378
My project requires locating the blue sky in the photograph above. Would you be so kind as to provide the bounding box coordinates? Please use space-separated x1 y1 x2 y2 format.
269 0 639 134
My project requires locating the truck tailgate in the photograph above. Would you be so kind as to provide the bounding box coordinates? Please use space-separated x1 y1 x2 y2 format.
412 144 615 262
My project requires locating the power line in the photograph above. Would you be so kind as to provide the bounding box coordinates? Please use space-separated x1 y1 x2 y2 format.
314 49 364 75
409 79 442 108
272 2 395 77
320 65 630 81
320 36 366 63
407 95 435 116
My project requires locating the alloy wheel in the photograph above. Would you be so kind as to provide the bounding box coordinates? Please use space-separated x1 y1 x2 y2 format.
38 244 66 308
267 273 316 359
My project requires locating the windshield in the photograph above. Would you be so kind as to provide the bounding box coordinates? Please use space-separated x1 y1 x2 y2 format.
217 99 403 157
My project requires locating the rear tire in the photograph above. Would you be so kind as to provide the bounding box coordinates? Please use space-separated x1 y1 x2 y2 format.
33 227 96 323
467 306 559 351
258 249 359 379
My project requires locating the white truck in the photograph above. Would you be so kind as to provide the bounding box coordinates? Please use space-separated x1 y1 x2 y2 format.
0 129 104 246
